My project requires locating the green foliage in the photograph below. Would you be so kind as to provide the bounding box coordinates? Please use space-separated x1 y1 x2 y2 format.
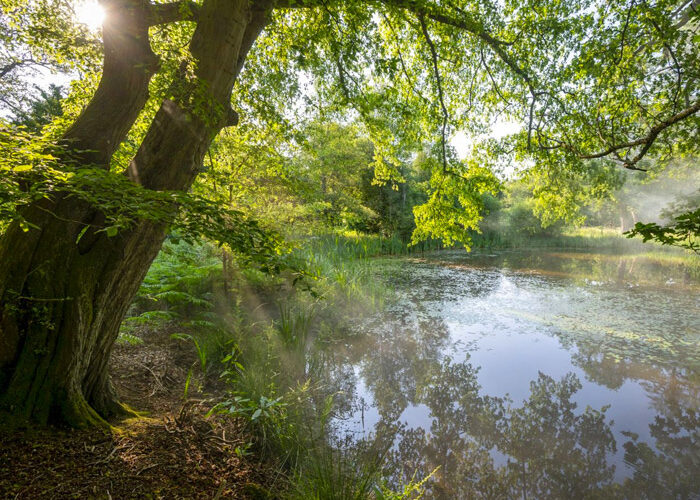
122 241 219 334
373 468 438 500
3 0 698 257
115 332 144 346
11 84 64 133
210 392 288 434
133 242 220 312
411 154 501 248
231 0 699 248
0 0 100 116
0 125 300 277
526 160 624 228
466 179 565 248
626 209 700 254
197 120 430 245
0 123 57 233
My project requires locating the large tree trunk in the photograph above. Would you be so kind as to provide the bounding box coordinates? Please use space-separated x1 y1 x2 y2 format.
0 0 272 427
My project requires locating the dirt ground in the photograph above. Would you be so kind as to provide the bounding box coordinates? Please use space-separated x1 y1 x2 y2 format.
0 330 277 499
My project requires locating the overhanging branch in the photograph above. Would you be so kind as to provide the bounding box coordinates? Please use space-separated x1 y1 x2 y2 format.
418 13 449 174
378 0 533 86
378 0 538 149
580 99 700 168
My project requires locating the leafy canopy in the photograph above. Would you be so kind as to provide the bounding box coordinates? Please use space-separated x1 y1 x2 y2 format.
233 0 699 245
1 0 698 249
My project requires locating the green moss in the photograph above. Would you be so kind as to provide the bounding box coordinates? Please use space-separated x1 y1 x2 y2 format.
242 482 275 499
59 392 112 430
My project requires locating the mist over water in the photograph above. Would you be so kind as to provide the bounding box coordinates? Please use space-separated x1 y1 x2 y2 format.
608 165 699 227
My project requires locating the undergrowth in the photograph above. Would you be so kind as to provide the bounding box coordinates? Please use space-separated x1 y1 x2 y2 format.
117 236 429 498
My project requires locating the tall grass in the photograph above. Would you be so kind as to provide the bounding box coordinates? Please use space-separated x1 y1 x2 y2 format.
292 234 397 313
277 302 315 351
297 230 446 262
123 237 431 498
470 225 695 254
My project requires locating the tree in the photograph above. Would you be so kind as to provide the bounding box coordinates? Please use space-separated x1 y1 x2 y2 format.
12 84 64 133
0 0 697 427
0 0 99 116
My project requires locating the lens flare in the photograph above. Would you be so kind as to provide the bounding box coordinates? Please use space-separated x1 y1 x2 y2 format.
75 1 105 31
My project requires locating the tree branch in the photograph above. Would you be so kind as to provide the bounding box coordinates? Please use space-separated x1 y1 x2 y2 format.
580 99 700 168
378 0 533 88
147 0 199 26
379 0 538 149
272 0 696 171
418 14 449 174
380 12 431 106
613 1 635 66
0 60 27 79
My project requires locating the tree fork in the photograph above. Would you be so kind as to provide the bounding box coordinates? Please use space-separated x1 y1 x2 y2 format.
0 0 164 427
0 0 273 428
62 0 161 168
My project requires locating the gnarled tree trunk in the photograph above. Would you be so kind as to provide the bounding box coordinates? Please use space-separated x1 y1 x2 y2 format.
0 0 272 427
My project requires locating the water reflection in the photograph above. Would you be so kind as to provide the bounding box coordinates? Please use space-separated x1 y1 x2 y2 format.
318 250 700 499
383 364 618 499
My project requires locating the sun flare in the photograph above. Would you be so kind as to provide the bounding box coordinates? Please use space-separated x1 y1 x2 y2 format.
75 1 105 31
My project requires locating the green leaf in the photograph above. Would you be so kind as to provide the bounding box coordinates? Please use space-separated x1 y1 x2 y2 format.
75 225 89 244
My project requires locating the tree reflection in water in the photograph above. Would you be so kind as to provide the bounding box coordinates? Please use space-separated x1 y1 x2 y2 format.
372 358 617 499
622 404 699 499
317 253 700 498
330 352 698 499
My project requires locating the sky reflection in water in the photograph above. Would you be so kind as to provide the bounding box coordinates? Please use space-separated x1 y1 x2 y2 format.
319 250 700 499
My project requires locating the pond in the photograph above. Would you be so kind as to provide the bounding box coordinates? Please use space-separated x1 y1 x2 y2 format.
318 250 700 499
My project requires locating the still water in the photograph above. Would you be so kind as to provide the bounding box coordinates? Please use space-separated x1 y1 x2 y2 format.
319 250 699 499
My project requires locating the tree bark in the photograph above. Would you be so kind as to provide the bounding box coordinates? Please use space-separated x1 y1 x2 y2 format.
0 0 272 427
63 0 159 168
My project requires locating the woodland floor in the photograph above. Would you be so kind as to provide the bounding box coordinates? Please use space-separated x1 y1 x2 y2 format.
0 329 276 499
